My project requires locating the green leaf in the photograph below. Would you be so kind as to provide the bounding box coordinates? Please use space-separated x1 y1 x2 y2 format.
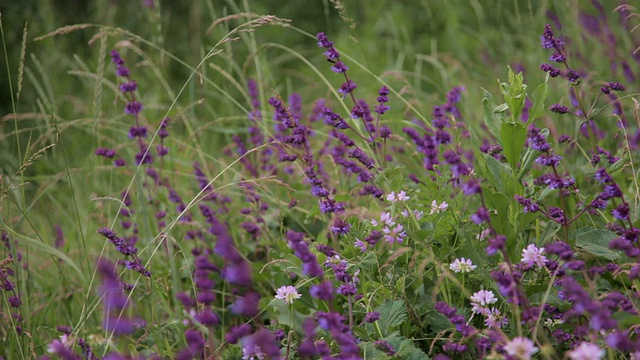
570 228 619 260
608 154 628 174
485 191 512 242
499 66 527 122
397 339 431 360
359 343 390 360
376 300 408 335
420 222 434 231
528 291 563 307
358 252 378 269
528 74 550 121
494 103 509 113
612 313 640 328
500 122 527 174
539 220 561 244
516 147 537 183
425 310 451 333
270 299 307 328
482 88 503 140
483 153 510 193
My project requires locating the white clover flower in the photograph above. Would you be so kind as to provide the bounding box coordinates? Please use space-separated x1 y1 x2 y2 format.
543 318 564 327
275 285 301 304
567 342 605 360
470 290 497 306
449 258 477 273
382 224 406 244
476 228 491 241
521 244 547 269
429 200 449 214
47 335 73 354
484 307 508 329
386 190 410 202
380 212 394 226
371 212 395 227
504 337 538 360
354 238 368 252
401 209 424 219
470 290 498 315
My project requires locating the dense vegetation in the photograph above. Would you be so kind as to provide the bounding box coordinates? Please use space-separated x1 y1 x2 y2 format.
2 1 640 359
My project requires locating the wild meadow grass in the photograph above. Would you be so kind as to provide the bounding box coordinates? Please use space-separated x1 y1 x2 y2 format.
2 0 640 359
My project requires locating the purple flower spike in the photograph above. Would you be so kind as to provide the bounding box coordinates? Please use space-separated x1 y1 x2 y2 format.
286 230 323 278
310 280 334 300
471 206 490 224
115 66 130 77
338 80 357 95
364 311 380 323
119 81 137 93
462 179 481 196
601 82 625 94
486 235 506 255
540 24 561 49
612 203 630 221
124 101 143 116
515 195 540 213
330 61 349 73
110 50 124 65
549 104 569 114
316 32 333 48
128 125 148 138
330 218 351 235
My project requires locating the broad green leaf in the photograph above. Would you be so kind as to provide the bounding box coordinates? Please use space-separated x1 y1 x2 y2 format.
358 252 378 269
397 339 431 360
529 291 563 307
420 222 434 231
470 127 489 178
517 147 537 183
425 311 451 333
612 313 640 328
376 300 408 335
570 228 619 260
359 343 390 360
270 299 307 328
485 191 512 242
500 122 527 174
483 153 510 192
482 88 503 139
528 74 550 121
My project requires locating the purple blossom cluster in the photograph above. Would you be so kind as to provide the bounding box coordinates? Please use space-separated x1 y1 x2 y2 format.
287 230 323 279
1 232 23 335
402 87 469 175
97 227 150 277
97 259 144 335
321 250 360 300
539 24 582 84
110 50 153 166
